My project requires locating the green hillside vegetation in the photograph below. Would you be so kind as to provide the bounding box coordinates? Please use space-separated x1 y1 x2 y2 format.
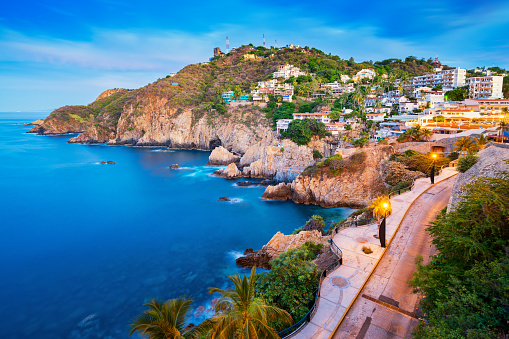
409 171 509 338
389 150 450 173
41 44 452 136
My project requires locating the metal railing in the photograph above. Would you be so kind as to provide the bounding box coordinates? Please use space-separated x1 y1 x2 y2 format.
277 237 343 339
331 218 376 235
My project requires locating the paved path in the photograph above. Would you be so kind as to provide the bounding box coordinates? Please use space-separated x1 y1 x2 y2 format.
290 168 457 339
330 175 456 339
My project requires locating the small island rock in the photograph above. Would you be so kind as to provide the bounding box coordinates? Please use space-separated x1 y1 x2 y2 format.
208 146 240 166
261 183 292 200
100 161 116 165
218 196 231 201
169 164 180 169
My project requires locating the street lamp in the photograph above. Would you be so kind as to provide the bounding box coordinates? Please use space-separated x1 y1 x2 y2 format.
379 200 391 248
430 153 437 184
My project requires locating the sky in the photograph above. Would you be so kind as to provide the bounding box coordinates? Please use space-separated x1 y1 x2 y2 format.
1 0 509 111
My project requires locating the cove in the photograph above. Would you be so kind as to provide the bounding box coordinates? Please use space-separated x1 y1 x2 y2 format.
0 113 353 339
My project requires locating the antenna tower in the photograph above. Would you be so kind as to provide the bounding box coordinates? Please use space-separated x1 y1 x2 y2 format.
226 36 229 53
263 34 265 48
434 55 439 64
275 39 277 48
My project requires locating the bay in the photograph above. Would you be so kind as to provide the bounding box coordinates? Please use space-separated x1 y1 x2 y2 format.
0 112 353 338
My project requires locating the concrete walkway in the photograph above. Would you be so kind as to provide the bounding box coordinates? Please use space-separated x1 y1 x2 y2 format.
291 168 458 339
330 175 456 339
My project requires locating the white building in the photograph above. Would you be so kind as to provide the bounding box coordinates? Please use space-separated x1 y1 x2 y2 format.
355 69 377 80
323 82 343 96
272 64 306 79
399 101 420 114
366 113 386 122
325 123 346 135
411 67 466 89
294 112 330 124
276 119 293 134
340 74 351 83
467 76 504 99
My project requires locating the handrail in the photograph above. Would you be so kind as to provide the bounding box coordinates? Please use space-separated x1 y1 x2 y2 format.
277 237 343 339
331 218 376 235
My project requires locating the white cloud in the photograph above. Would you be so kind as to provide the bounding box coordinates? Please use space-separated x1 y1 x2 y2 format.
0 27 216 71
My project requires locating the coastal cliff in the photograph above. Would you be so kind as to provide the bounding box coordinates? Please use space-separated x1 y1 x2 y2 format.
28 46 295 153
242 139 315 179
290 146 394 208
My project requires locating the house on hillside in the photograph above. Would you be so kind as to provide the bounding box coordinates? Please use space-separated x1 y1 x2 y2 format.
366 113 386 122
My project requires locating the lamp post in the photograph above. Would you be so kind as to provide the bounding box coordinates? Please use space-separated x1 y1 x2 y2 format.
430 153 437 184
379 201 390 248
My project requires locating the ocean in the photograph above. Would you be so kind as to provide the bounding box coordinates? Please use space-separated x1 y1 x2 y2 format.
0 112 353 338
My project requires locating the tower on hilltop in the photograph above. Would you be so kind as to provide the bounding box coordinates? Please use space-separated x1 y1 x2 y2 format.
263 34 265 48
226 36 229 53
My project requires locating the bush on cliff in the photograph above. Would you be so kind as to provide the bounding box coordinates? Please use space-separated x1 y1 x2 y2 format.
304 151 366 176
256 242 323 329
409 173 509 338
389 150 450 174
457 154 478 173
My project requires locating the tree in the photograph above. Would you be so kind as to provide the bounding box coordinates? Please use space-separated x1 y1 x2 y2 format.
368 196 392 224
283 119 329 145
409 173 509 338
498 121 509 142
445 87 468 101
256 242 322 322
474 134 488 150
129 297 195 339
352 137 368 148
457 154 478 173
453 136 476 155
198 267 292 339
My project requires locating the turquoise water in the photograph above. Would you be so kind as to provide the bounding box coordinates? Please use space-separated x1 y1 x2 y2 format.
0 113 353 338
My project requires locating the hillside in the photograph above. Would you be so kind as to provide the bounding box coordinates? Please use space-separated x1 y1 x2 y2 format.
29 45 440 151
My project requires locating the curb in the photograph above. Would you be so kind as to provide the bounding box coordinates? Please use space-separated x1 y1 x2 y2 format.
327 171 458 339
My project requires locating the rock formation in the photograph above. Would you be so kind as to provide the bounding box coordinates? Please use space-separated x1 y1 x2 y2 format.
208 146 240 165
448 143 509 211
236 230 328 269
214 163 242 179
291 146 394 208
381 160 425 186
261 183 292 200
169 164 180 169
242 139 315 179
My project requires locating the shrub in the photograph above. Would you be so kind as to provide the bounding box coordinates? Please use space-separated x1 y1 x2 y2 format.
457 154 478 173
313 150 323 159
389 180 413 193
256 242 323 326
447 151 459 161
362 246 373 254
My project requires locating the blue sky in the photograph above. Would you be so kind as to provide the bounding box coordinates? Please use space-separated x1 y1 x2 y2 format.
1 0 509 111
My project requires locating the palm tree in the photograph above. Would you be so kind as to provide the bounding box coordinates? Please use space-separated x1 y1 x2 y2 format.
197 267 292 339
474 134 488 150
498 121 509 142
421 128 433 141
129 297 195 339
369 196 392 225
453 136 476 156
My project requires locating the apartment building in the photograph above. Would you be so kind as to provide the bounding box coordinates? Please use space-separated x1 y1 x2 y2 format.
272 64 306 79
467 76 503 99
355 69 377 80
294 112 330 124
411 66 466 89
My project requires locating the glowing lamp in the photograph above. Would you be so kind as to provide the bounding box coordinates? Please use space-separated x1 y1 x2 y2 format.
382 202 388 208
432 153 437 158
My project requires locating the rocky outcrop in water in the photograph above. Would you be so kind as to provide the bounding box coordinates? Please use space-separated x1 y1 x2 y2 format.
291 146 394 208
261 183 292 200
214 163 242 179
236 230 328 269
208 146 240 165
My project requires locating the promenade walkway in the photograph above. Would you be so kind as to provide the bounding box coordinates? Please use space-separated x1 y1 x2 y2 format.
290 167 458 339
